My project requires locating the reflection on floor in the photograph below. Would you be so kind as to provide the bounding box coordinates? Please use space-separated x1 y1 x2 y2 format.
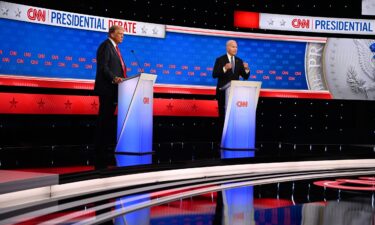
121 178 375 225
2 156 375 225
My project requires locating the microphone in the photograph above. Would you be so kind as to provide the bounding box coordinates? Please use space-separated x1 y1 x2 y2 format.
130 50 144 73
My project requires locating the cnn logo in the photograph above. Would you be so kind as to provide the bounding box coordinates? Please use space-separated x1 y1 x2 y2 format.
236 101 248 107
27 8 46 22
143 97 150 104
291 19 310 28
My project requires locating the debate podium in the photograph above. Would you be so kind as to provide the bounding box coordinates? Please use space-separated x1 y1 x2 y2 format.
221 81 261 157
115 73 157 166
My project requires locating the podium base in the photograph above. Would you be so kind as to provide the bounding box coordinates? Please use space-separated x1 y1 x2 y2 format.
115 153 152 167
219 147 257 151
220 148 255 159
115 151 154 155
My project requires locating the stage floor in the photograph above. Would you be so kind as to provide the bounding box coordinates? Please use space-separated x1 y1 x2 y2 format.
1 159 375 225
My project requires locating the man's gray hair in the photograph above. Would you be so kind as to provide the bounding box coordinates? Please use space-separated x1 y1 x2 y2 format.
108 25 122 36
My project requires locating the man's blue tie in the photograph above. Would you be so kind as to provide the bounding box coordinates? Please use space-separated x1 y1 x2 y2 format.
231 56 235 73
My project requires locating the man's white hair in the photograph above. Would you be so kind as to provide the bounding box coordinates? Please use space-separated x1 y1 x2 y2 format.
226 40 237 46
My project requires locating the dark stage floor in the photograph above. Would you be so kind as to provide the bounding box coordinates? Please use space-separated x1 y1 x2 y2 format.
1 155 375 225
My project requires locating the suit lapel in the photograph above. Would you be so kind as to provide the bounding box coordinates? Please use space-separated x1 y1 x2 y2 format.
108 40 123 65
222 55 231 74
224 55 229 64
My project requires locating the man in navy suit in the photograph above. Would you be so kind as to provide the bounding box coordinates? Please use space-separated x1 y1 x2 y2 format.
94 25 127 170
212 40 250 140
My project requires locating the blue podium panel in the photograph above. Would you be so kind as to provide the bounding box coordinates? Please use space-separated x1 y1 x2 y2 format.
116 73 157 154
221 81 261 150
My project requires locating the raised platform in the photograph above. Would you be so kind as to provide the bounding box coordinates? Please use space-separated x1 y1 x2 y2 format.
0 170 58 195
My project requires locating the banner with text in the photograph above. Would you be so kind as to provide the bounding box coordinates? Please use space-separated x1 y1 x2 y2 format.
259 13 375 35
0 1 165 38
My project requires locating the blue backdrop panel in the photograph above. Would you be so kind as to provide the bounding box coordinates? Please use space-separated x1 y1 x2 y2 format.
0 18 308 89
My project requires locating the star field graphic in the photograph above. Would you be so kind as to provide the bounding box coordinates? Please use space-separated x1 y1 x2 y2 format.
0 18 308 89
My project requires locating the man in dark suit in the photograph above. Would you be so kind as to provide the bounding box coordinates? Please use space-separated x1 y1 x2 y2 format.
94 25 127 170
212 40 250 140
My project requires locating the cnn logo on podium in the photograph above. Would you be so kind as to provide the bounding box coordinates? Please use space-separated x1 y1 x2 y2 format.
236 101 248 107
143 97 150 104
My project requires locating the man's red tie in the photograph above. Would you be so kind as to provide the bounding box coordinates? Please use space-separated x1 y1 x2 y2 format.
116 45 127 78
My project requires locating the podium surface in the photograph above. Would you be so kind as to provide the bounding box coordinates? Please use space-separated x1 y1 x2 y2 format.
221 81 261 151
116 73 156 157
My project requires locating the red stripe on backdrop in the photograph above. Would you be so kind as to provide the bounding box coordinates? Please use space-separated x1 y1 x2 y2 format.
0 75 332 98
0 91 331 115
0 75 217 95
154 85 216 95
0 93 99 115
234 11 260 29
0 93 219 117
260 90 332 99
154 98 218 117
0 75 94 90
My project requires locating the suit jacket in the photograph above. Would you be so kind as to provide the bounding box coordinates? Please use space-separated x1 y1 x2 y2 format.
212 54 250 93
94 39 125 98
